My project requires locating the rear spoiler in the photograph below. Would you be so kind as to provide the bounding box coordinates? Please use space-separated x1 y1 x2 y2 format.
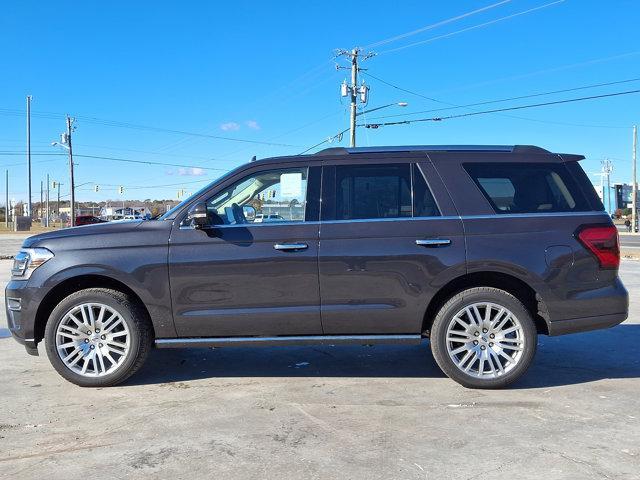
557 153 586 162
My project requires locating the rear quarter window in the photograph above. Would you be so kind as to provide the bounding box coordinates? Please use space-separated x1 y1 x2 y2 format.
464 162 592 214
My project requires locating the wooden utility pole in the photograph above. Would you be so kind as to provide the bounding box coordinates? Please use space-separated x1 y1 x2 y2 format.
66 116 76 227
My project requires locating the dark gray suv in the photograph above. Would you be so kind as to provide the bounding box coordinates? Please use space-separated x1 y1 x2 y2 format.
5 145 628 388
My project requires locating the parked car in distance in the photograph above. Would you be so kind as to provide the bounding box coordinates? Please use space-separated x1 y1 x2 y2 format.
254 213 285 223
5 145 628 388
69 215 107 227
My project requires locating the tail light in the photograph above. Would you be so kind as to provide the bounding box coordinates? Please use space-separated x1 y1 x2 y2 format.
575 224 620 269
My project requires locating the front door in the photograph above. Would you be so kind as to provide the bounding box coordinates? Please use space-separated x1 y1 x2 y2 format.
168 165 322 337
318 160 466 334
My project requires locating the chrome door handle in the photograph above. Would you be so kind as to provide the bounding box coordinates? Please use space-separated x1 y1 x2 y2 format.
416 239 451 247
274 243 308 251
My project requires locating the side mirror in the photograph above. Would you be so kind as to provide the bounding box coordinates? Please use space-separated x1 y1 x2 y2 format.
186 202 209 229
243 205 256 222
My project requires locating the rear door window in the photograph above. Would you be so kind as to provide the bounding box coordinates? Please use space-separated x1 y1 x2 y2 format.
335 164 412 220
464 162 591 214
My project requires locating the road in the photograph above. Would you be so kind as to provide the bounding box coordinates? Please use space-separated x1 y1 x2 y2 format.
0 259 638 479
620 233 640 249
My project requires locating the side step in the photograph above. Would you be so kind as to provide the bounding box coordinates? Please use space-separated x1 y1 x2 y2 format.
155 334 422 349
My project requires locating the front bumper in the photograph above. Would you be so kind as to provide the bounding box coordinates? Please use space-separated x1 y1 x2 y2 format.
5 280 40 355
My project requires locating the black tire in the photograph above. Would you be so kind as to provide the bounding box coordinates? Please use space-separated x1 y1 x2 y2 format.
44 288 153 387
430 287 537 389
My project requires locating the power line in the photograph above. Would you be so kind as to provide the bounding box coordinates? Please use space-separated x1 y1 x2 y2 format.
0 109 301 148
0 151 228 172
363 0 512 49
73 154 228 171
361 89 640 128
378 0 566 55
366 74 640 119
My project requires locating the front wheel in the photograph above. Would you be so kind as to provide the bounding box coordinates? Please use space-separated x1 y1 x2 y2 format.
430 287 537 389
44 288 153 387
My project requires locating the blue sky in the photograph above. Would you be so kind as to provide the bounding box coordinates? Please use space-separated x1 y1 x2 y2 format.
1 0 639 204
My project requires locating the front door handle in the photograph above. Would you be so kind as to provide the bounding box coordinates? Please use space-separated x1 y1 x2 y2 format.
274 243 308 251
416 239 451 247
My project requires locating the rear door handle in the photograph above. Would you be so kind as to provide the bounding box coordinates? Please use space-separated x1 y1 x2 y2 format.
416 239 451 247
274 243 308 251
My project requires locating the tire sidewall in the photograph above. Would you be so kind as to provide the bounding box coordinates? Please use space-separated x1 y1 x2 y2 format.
44 289 144 387
431 288 538 389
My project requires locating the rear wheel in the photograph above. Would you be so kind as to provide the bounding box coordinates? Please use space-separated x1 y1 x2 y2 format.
430 287 537 389
44 288 152 387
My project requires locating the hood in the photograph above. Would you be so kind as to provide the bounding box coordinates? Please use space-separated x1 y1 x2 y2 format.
23 220 144 248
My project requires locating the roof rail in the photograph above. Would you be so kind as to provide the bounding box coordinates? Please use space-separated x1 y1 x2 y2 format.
314 145 550 155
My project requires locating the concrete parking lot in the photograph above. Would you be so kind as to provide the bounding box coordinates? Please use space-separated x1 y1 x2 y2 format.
0 258 639 479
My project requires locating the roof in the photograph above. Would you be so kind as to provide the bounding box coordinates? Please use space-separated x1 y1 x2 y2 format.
314 145 550 155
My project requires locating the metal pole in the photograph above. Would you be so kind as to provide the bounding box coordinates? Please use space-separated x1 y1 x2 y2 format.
40 180 43 220
46 173 50 228
57 183 60 221
67 116 76 227
349 49 358 148
632 125 637 233
26 95 32 219
4 170 8 229
607 163 612 215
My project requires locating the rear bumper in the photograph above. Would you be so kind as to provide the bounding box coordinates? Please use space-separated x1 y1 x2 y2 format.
546 277 628 336
547 312 627 336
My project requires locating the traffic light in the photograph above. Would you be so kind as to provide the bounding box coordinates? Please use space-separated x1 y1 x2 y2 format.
118 186 124 195
94 185 100 193
52 181 58 189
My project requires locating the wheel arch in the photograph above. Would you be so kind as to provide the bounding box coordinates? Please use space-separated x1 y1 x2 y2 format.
33 274 155 344
422 271 549 336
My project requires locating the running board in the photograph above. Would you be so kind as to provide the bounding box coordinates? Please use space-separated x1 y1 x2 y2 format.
155 334 422 349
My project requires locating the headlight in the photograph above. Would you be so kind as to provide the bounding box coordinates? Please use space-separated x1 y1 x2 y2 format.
11 248 54 279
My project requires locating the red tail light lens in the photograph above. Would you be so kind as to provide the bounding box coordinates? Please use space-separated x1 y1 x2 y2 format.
576 225 620 269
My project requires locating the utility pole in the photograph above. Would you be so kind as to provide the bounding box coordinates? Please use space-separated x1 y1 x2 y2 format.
46 174 50 228
337 48 374 147
26 95 32 219
632 125 637 233
65 116 76 227
4 170 8 229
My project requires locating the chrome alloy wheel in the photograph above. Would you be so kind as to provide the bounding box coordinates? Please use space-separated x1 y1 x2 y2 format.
55 303 131 377
446 302 525 379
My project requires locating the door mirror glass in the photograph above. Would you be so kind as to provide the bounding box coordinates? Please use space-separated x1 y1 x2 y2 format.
242 205 256 222
186 202 209 228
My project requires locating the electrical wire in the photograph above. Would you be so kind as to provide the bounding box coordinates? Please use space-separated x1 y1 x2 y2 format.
365 74 640 119
0 109 301 148
361 89 640 128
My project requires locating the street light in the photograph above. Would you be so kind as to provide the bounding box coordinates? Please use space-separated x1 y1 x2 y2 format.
356 102 408 117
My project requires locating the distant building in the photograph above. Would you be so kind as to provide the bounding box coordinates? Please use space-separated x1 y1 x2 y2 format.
613 183 637 211
99 206 150 220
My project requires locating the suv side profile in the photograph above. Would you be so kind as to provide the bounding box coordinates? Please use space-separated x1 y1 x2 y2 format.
5 145 628 388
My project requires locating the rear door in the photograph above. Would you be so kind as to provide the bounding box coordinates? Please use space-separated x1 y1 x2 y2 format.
318 155 466 334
